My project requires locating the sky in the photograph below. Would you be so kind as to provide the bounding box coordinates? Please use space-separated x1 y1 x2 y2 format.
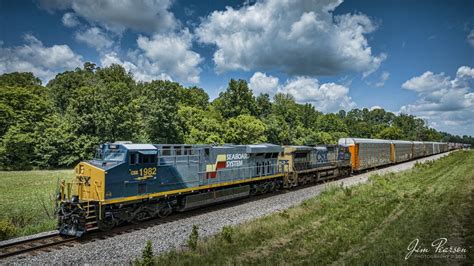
0 0 473 136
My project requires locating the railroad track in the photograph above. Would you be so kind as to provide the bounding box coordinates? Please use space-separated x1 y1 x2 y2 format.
0 190 281 260
0 233 78 259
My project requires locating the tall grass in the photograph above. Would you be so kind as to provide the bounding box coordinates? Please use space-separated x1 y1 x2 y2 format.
0 169 74 240
151 151 474 265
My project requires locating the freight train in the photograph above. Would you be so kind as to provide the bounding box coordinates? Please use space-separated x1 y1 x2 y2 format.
57 138 463 236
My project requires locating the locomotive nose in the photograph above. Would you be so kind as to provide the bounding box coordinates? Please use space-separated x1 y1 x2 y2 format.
73 162 105 201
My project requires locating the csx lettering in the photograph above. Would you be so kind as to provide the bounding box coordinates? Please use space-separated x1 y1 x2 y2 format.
78 176 91 186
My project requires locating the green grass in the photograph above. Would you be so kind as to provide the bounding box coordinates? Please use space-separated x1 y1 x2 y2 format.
148 151 474 265
0 169 74 240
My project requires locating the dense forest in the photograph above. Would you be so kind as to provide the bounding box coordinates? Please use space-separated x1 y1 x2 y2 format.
0 63 472 170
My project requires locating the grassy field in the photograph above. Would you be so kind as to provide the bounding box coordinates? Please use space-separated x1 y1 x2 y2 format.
146 151 473 265
0 169 74 240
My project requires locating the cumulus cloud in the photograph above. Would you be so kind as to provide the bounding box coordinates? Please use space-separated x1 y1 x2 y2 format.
40 0 178 34
75 27 114 51
247 72 355 113
40 0 202 83
62 12 80 27
36 0 70 12
248 72 279 95
374 71 390 87
100 52 172 82
400 66 474 135
0 34 83 82
468 30 474 47
196 0 385 76
279 77 356 112
402 71 450 92
101 30 202 83
370 105 383 111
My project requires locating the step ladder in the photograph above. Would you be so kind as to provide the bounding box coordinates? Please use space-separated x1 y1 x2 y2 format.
83 203 99 231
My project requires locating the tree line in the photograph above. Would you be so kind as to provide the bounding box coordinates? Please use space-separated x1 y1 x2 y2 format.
0 63 472 170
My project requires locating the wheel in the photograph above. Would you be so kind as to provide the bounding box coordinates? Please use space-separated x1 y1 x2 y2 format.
132 210 150 224
157 204 172 218
98 218 115 231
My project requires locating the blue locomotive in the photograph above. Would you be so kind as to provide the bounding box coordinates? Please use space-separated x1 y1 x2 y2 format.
57 142 351 236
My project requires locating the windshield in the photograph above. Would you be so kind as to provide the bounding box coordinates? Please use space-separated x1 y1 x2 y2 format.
102 149 126 162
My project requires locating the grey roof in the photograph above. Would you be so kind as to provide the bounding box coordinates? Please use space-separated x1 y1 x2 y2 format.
284 145 313 151
120 143 157 150
338 138 391 145
391 140 413 145
246 144 283 153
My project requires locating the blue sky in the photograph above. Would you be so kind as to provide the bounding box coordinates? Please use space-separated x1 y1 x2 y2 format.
0 0 473 136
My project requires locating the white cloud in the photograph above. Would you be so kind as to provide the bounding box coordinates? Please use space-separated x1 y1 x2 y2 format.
0 34 83 83
402 71 451 92
196 0 385 76
100 30 202 83
100 52 172 82
40 0 178 34
36 0 70 12
456 65 474 78
468 30 474 47
246 72 355 113
370 105 383 111
62 12 80 27
400 66 474 135
75 27 114 51
248 72 279 95
278 77 356 113
374 71 390 87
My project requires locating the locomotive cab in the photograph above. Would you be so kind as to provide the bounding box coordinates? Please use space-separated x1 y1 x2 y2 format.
57 143 159 236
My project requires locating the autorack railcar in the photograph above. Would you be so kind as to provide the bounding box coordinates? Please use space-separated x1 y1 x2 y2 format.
412 141 425 158
338 138 392 171
390 140 413 163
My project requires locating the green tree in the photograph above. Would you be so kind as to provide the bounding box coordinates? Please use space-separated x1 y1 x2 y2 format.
0 125 36 170
264 114 291 145
136 80 184 143
317 113 349 134
0 86 52 126
225 115 267 144
299 103 321 129
375 126 404 140
179 106 225 144
304 131 335 145
0 86 54 169
0 72 41 87
255 93 272 119
213 79 257 118
0 103 15 136
32 114 75 168
47 64 96 112
96 63 134 86
180 86 209 108
393 113 418 140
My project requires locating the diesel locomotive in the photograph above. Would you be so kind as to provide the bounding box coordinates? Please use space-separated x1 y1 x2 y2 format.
57 138 456 236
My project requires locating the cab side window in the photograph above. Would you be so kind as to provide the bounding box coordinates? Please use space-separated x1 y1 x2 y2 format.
142 154 156 164
130 152 156 165
129 153 137 165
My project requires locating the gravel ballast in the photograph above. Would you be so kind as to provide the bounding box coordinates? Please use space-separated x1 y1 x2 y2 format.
2 152 452 264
